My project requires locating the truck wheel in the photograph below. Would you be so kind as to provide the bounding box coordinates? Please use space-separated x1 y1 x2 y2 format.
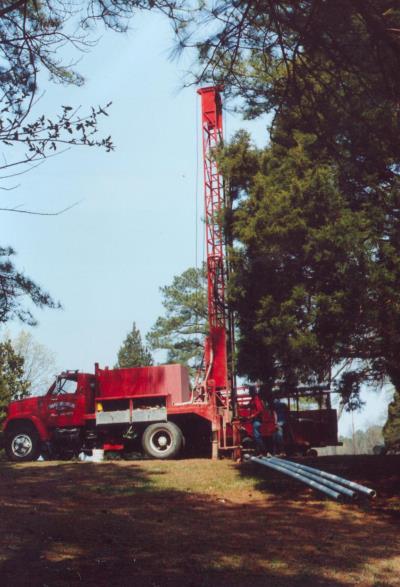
6 424 40 462
142 422 183 459
306 448 318 457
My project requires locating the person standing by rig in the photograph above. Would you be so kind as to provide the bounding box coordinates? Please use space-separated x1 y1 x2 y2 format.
272 397 289 455
248 386 267 455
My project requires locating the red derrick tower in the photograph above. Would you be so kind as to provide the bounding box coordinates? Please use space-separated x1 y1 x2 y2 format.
197 86 230 394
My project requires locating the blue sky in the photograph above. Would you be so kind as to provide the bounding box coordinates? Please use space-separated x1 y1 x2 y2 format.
1 12 267 369
0 12 391 435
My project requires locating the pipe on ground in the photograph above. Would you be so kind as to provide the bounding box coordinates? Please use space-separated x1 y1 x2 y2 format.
263 457 357 500
269 457 376 499
248 455 342 500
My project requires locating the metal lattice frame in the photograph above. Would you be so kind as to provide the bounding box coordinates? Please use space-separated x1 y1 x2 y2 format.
197 86 228 390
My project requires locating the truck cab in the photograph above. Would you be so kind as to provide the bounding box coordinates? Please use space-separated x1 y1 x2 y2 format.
3 371 94 461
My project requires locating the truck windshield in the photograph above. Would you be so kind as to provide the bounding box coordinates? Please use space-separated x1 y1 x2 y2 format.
53 378 78 395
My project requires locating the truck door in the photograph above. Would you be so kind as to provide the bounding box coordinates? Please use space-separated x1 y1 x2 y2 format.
42 376 86 429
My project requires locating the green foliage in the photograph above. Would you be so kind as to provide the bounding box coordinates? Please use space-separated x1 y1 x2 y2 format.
383 390 400 450
0 247 60 326
147 267 207 374
169 2 400 126
0 340 30 423
219 121 400 421
116 322 153 369
333 371 366 413
224 131 368 384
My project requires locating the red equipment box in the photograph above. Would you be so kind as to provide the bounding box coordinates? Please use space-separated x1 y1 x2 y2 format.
96 364 191 406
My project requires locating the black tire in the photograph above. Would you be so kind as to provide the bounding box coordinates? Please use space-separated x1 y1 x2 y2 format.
241 436 254 450
306 448 318 457
5 424 40 462
141 422 183 459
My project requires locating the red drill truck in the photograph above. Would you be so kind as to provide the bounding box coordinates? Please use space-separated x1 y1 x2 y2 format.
2 364 338 462
2 363 277 462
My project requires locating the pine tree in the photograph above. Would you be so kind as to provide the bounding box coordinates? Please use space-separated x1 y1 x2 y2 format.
0 247 60 326
219 124 400 412
147 266 207 375
0 340 30 423
116 323 153 369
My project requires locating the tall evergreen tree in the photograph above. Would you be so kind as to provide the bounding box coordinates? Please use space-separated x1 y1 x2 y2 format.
219 123 400 404
0 340 30 423
383 391 400 451
147 267 207 375
116 323 153 369
221 130 375 389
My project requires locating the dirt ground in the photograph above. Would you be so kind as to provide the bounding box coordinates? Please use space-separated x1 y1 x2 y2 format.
0 455 399 587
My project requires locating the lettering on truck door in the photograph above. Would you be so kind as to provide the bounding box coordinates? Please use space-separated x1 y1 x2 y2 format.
42 377 85 428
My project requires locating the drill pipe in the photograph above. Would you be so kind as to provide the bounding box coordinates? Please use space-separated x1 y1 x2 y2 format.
269 457 376 499
262 457 357 499
249 456 342 500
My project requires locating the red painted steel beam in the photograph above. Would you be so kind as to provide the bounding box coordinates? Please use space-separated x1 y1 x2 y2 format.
197 86 228 390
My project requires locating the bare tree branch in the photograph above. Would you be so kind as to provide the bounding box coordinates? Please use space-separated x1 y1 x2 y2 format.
0 200 81 215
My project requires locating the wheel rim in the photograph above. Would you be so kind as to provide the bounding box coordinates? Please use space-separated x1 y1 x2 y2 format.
11 433 33 458
149 429 172 454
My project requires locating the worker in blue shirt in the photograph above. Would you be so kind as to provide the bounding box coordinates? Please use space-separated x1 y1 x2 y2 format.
273 398 289 455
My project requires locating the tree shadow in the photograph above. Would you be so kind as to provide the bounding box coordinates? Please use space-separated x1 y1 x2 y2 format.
0 459 399 587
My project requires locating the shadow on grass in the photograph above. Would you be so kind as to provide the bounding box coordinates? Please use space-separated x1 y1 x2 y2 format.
0 459 399 587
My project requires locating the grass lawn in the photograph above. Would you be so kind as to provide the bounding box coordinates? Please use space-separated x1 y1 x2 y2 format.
0 456 399 587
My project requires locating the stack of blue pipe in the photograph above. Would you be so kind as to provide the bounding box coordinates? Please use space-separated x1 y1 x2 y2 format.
247 455 376 501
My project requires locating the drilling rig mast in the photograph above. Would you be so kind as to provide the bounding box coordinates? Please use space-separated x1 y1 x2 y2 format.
197 86 230 396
